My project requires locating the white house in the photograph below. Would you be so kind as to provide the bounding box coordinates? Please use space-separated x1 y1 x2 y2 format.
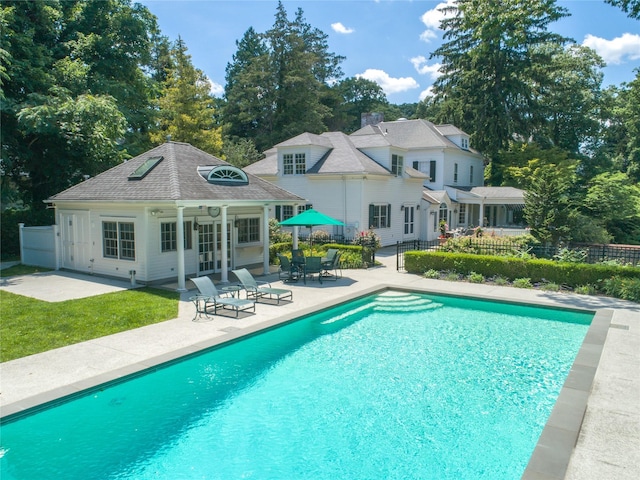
245 131 428 246
46 142 303 289
246 118 525 244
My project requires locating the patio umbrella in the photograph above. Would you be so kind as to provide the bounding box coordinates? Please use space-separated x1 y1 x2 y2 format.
279 209 345 246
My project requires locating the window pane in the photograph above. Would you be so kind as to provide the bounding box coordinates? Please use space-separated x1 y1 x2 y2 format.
283 154 293 175
295 153 306 174
119 223 135 260
103 222 118 258
161 222 177 252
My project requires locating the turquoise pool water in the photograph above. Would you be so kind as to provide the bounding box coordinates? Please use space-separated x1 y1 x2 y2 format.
0 291 592 479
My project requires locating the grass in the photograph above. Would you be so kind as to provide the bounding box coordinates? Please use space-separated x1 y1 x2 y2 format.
0 288 180 362
0 264 52 277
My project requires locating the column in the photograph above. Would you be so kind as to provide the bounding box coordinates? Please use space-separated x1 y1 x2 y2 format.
221 206 229 283
176 206 186 291
263 205 270 274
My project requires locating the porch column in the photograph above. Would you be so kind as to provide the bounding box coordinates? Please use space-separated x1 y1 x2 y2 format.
479 200 485 227
262 205 270 274
176 206 187 291
220 206 229 283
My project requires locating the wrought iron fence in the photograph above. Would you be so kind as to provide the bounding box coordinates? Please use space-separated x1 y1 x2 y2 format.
396 239 640 271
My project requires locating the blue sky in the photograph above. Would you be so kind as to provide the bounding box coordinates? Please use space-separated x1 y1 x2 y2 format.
139 0 640 104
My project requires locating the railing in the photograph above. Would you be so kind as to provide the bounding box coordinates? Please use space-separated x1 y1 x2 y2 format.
396 239 640 271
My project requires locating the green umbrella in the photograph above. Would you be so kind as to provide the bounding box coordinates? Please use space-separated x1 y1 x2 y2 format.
279 209 345 245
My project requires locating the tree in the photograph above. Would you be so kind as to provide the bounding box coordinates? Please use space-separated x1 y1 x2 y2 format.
605 0 640 18
582 172 640 244
331 77 388 132
222 27 273 151
150 38 223 156
1 0 159 207
429 0 571 184
530 44 604 154
221 1 344 150
222 137 262 168
523 165 574 245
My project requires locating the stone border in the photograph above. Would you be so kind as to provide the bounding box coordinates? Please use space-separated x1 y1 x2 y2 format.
522 308 612 479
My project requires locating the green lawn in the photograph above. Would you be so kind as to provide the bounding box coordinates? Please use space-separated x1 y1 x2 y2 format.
0 288 180 362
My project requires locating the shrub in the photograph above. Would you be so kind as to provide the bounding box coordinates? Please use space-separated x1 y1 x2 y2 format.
513 278 533 288
574 285 597 295
554 247 588 263
310 229 330 244
492 275 509 286
540 282 561 292
467 272 484 283
603 276 640 302
424 269 441 279
444 271 460 282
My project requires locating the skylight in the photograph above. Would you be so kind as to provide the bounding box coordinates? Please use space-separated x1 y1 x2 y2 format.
128 156 163 180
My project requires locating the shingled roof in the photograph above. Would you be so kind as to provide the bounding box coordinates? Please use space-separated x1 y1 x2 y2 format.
245 131 427 178
48 142 303 203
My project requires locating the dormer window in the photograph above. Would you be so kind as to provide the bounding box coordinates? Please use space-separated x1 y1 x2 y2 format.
197 165 249 185
461 137 469 149
283 153 306 175
391 154 404 176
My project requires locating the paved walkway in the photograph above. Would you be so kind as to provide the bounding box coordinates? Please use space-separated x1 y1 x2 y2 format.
1 251 638 479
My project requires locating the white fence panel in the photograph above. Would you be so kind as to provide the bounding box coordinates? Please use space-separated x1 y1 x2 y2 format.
19 223 60 269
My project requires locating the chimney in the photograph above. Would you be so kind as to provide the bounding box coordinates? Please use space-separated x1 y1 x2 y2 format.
361 112 384 128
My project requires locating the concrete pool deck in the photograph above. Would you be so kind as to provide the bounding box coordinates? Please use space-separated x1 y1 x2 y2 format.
1 250 638 479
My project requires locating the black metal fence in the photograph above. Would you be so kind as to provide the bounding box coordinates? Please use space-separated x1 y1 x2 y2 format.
396 239 640 271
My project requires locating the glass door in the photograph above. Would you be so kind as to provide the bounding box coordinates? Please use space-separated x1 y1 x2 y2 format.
198 223 215 274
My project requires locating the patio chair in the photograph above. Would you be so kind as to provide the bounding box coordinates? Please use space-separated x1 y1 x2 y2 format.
189 276 255 320
232 268 293 304
302 256 323 284
278 253 300 282
321 251 342 281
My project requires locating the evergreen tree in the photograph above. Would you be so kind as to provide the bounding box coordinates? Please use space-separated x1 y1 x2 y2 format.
222 1 344 151
222 27 273 151
430 0 571 184
523 165 574 245
151 38 223 156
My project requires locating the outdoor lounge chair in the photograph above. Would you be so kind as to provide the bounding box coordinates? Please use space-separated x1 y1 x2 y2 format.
321 251 342 281
190 276 255 320
232 268 293 304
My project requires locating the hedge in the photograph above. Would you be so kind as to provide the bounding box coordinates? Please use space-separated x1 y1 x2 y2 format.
405 251 640 288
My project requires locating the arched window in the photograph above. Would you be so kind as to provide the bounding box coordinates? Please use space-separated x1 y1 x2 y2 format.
197 165 249 185
438 203 448 224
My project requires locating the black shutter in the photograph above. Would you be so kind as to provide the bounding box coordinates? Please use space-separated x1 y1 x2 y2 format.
275 205 281 221
413 161 419 170
387 204 391 227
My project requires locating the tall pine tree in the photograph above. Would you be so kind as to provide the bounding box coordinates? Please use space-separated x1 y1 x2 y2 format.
151 37 223 156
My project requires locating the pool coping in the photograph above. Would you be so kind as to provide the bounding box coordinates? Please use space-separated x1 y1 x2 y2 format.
0 283 613 480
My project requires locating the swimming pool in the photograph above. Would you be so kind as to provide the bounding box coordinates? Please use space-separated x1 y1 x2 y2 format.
0 291 593 479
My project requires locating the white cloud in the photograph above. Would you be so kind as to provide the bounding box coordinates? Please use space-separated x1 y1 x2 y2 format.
208 77 224 97
410 56 442 79
356 69 419 95
582 33 640 65
420 0 457 43
331 22 354 34
419 86 435 101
